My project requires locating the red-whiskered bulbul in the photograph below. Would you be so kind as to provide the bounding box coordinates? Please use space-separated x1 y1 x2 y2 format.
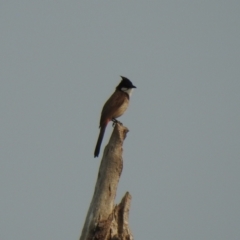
94 76 136 157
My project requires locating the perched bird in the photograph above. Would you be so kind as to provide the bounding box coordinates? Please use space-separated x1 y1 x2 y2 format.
94 76 136 157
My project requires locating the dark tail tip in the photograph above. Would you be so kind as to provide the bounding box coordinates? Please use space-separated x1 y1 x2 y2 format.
94 125 106 158
94 145 100 158
94 138 101 157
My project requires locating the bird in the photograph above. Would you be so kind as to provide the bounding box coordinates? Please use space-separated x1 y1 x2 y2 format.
94 76 136 157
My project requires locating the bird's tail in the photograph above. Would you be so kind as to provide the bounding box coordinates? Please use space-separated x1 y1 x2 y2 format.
94 124 107 157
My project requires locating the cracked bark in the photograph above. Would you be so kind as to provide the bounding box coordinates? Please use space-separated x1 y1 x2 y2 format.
79 123 133 240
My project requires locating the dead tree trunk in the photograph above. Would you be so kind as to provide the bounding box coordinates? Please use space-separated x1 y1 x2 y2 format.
79 123 133 240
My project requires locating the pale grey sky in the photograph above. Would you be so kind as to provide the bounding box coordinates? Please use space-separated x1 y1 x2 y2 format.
1 1 240 240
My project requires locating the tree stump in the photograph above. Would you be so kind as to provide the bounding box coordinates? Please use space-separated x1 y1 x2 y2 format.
79 123 133 240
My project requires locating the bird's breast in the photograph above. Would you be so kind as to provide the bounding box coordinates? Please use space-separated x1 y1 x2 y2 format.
113 98 129 118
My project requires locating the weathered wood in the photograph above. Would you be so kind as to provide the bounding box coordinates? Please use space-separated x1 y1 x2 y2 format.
111 192 133 240
80 123 133 240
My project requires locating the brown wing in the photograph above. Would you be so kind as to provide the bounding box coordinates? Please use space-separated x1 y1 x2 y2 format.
99 90 129 127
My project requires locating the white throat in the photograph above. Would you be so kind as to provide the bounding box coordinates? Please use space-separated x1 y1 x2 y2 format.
121 87 134 97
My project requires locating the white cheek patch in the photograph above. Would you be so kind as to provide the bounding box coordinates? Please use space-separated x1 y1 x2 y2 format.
121 87 134 97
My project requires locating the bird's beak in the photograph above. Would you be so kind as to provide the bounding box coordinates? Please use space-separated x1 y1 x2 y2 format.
132 85 137 88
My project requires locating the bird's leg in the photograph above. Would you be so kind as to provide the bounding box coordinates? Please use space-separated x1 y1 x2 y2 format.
112 118 122 127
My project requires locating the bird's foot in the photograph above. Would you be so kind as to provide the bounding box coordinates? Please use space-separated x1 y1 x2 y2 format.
112 118 122 127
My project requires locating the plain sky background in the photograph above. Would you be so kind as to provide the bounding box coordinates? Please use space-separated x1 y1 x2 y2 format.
1 1 240 240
